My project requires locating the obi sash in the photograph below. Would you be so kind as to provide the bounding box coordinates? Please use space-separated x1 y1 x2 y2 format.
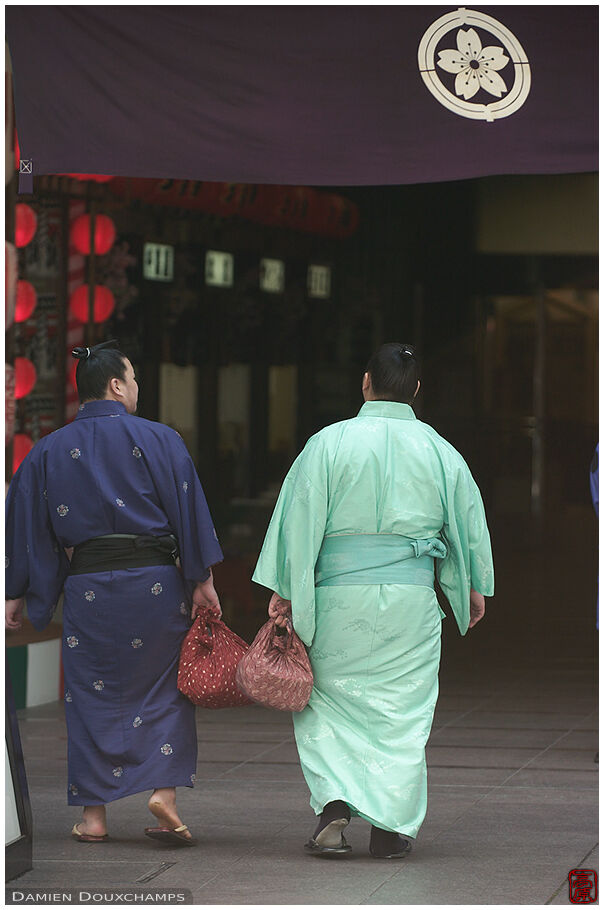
315 534 447 588
69 533 179 575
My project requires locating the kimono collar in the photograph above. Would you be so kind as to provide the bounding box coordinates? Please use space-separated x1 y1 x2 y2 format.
74 400 128 420
357 401 416 421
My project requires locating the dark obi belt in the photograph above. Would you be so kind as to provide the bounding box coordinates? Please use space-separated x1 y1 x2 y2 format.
69 533 179 575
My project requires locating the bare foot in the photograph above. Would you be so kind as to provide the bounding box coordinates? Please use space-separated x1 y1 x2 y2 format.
77 805 107 837
148 789 192 839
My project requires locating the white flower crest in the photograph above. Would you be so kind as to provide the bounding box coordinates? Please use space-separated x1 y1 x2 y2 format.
67 636 79 648
133 716 142 727
160 743 173 756
70 448 81 459
112 766 124 777
85 590 96 602
131 638 143 649
437 28 509 100
57 504 69 517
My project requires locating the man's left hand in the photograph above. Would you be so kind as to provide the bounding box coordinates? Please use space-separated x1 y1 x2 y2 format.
6 598 25 631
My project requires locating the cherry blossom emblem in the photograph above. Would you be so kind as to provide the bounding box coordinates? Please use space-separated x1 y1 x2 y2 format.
160 743 173 756
133 716 142 727
70 448 81 459
180 602 188 615
112 767 124 777
151 583 163 596
182 481 188 492
57 504 69 517
93 679 104 691
65 690 73 702
418 8 531 121
132 446 142 458
67 636 79 648
115 498 125 508
84 590 95 602
131 638 143 649
69 783 79 795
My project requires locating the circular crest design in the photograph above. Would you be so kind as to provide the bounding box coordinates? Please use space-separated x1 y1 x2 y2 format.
418 8 531 121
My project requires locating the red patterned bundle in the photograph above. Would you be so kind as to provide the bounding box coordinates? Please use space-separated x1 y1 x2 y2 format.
236 617 314 712
177 607 252 708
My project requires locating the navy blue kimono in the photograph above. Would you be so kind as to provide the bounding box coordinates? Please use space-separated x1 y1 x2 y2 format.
5 399 223 806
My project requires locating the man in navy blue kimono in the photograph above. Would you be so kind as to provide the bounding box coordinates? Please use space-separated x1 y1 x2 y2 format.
5 341 223 846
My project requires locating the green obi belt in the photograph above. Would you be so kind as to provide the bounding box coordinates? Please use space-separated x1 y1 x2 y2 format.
315 534 447 588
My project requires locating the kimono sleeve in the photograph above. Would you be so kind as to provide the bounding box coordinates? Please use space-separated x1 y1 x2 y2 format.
152 429 223 585
437 457 494 636
5 451 69 631
252 436 328 647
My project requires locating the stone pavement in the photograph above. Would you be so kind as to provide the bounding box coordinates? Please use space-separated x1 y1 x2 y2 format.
7 616 598 906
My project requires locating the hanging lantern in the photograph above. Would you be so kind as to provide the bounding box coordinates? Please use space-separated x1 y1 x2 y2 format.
69 285 115 323
5 364 16 447
15 203 37 248
13 433 34 473
70 214 116 256
14 357 37 399
15 280 37 322
5 241 17 330
68 358 79 391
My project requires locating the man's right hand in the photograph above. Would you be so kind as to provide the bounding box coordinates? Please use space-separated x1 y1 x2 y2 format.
6 597 25 631
268 592 291 629
191 570 221 620
468 589 485 628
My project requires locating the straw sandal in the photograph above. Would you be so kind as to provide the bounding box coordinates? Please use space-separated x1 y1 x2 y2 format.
71 823 108 843
144 824 196 846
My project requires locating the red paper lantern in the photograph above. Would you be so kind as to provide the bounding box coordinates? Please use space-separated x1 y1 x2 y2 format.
13 433 34 473
15 280 37 322
70 214 116 256
15 204 37 248
14 357 37 399
5 364 16 447
5 241 17 330
69 358 79 391
69 285 115 323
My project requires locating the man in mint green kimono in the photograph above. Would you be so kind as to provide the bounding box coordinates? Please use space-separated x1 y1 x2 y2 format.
253 343 494 859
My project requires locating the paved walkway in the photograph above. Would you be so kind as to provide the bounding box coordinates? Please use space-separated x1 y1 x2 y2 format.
7 619 598 905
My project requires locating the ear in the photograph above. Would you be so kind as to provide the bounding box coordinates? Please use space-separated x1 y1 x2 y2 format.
109 376 122 397
414 379 421 398
362 372 371 392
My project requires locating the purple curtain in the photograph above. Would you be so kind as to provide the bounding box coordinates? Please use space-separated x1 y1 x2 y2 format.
6 6 597 187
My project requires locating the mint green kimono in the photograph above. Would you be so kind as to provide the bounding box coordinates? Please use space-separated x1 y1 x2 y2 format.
253 400 494 837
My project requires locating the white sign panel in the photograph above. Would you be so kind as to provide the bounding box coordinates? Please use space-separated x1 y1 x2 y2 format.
308 264 331 299
205 250 234 287
143 243 174 282
260 258 285 293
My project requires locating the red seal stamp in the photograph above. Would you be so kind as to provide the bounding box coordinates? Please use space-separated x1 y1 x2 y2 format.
569 869 597 904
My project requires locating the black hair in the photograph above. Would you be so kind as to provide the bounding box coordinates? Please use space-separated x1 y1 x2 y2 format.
365 342 419 404
71 340 128 402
